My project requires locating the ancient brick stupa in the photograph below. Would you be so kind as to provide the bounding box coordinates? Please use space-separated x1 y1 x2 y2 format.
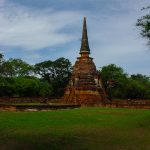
62 17 107 106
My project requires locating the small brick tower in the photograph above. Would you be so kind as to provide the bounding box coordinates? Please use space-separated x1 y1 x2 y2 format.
63 17 107 106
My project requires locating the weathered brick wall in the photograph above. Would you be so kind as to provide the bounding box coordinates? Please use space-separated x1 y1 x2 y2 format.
0 97 48 103
109 100 150 109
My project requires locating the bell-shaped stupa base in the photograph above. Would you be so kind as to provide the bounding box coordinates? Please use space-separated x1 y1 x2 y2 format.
62 87 107 106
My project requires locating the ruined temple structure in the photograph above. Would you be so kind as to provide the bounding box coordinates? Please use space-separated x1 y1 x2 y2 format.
62 17 108 106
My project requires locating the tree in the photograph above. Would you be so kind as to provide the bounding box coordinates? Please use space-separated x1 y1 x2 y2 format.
129 74 150 99
100 64 127 89
0 77 14 97
35 57 72 96
100 64 150 99
39 81 53 98
34 60 53 82
0 53 4 76
0 53 4 64
131 74 150 85
124 78 146 99
52 58 72 89
136 6 150 45
100 64 128 99
0 76 53 97
1 58 33 77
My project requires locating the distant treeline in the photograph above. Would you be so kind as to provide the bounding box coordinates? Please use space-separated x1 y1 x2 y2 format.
0 53 72 98
100 64 150 100
0 53 150 99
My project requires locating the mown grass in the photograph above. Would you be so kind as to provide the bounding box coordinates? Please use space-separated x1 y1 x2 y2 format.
0 108 150 150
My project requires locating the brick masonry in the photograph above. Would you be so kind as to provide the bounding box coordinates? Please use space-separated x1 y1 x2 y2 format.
62 18 108 106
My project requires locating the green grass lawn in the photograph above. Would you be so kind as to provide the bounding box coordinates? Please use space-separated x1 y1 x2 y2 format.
0 108 150 150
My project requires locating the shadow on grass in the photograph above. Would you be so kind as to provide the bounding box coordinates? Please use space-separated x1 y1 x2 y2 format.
0 131 84 150
1 127 150 150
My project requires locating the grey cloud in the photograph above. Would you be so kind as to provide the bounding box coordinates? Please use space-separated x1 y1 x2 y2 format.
0 2 83 50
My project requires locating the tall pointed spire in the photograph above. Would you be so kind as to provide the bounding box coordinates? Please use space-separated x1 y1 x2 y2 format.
62 16 108 106
80 17 90 54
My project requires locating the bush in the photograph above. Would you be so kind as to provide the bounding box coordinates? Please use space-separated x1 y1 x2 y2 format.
0 77 53 97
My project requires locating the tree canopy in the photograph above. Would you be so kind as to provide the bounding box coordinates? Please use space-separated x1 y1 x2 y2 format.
0 53 4 64
0 52 150 100
0 53 72 98
35 57 72 96
1 58 33 77
100 64 150 100
136 6 150 46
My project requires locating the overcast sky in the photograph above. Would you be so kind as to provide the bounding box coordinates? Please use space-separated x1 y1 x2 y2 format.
0 0 150 75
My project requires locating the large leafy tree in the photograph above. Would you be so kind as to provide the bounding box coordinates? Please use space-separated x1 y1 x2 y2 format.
129 74 150 99
2 58 33 77
100 64 150 99
125 78 146 99
34 60 53 82
136 6 150 45
0 54 72 97
100 64 127 89
35 57 72 96
100 64 128 99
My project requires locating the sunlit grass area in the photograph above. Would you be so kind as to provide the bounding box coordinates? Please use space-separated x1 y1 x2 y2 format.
0 108 150 150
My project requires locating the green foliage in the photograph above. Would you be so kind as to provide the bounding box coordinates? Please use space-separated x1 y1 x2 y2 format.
136 6 150 45
0 52 150 99
0 53 4 64
1 58 33 77
0 53 4 76
35 57 72 96
129 74 150 99
125 78 146 99
0 77 53 97
131 74 150 85
34 60 53 82
0 54 72 98
13 77 39 97
100 64 128 99
39 81 53 97
0 77 15 97
100 64 150 99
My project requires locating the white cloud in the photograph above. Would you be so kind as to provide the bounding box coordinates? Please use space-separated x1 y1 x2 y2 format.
83 1 150 75
0 2 83 50
0 0 150 75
